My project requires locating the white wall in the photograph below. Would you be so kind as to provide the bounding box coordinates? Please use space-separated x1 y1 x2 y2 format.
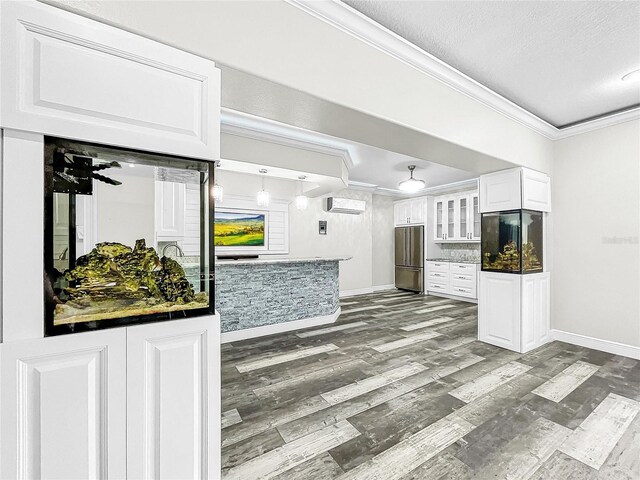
287 190 396 293
47 0 553 174
372 195 395 288
288 189 372 293
552 120 640 347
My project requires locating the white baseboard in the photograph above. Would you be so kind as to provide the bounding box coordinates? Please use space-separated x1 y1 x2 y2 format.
340 287 374 297
221 308 341 343
372 284 395 292
551 329 640 360
340 284 397 297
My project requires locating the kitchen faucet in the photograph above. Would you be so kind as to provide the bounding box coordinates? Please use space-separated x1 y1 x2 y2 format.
162 243 184 257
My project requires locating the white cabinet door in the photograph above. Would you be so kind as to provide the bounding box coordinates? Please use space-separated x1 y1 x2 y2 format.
0 1 220 160
457 195 469 240
479 168 522 213
155 181 185 239
470 193 481 241
446 198 455 240
394 202 407 226
521 273 551 353
409 199 425 224
127 316 220 480
522 168 552 212
434 198 446 241
0 329 127 480
478 272 521 351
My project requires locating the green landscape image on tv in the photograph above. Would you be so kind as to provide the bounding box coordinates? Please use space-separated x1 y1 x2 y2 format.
214 211 265 247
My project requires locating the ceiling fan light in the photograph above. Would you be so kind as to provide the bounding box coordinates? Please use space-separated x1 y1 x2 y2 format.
398 165 426 193
398 178 426 192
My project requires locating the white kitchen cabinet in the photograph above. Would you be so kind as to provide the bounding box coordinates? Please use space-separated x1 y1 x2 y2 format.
127 316 220 480
426 261 478 300
0 329 127 480
155 181 186 240
479 167 551 213
433 191 480 242
478 271 550 353
394 198 425 226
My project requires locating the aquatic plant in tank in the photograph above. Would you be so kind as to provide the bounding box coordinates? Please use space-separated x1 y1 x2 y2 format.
44 138 215 335
481 210 543 274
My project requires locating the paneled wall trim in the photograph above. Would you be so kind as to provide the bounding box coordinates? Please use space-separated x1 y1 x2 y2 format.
0 1 220 159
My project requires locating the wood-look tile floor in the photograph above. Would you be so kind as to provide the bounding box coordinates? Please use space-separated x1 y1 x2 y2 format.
220 290 640 480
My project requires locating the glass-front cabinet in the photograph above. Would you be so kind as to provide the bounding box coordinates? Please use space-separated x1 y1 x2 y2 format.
435 199 444 239
44 137 215 335
434 191 480 242
481 209 544 274
471 194 481 240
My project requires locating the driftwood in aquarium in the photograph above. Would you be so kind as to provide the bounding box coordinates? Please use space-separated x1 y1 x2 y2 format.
64 239 196 303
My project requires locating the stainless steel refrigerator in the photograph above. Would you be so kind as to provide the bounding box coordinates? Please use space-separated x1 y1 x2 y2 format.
394 225 424 292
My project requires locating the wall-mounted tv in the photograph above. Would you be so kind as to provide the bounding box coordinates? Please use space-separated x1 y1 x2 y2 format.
214 210 267 249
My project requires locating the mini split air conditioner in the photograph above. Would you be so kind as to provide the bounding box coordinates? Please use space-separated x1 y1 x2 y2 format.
326 197 366 215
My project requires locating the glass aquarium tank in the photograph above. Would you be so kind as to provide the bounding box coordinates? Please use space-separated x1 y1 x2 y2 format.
481 209 543 274
44 137 215 336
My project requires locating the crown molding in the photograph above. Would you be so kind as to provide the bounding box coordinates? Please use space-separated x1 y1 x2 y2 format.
553 107 640 139
221 108 354 169
286 0 640 140
347 180 405 197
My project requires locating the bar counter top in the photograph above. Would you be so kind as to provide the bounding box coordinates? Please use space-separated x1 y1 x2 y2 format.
216 255 352 266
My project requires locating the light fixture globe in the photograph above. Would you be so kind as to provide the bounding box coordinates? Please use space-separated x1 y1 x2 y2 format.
295 194 308 210
295 175 308 210
256 168 270 207
212 182 224 204
398 165 426 193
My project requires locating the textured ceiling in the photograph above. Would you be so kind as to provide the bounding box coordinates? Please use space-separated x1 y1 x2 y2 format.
343 0 640 128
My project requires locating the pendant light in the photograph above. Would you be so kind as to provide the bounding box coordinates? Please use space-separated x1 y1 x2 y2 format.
211 161 224 204
295 175 308 210
256 169 270 207
212 181 224 204
398 165 426 193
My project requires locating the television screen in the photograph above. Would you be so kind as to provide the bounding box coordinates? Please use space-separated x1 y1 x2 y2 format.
214 211 265 247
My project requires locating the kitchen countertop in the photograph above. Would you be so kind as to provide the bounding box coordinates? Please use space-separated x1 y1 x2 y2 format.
216 256 352 266
426 258 481 264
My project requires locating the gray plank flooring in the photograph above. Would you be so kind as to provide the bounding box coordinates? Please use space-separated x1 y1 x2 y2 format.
221 290 640 479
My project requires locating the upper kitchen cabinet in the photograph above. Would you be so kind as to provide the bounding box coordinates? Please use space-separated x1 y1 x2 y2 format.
480 168 551 213
433 190 480 242
0 1 220 160
394 198 425 226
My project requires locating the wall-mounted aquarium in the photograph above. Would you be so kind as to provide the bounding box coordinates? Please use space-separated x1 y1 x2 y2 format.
481 209 543 274
44 137 215 336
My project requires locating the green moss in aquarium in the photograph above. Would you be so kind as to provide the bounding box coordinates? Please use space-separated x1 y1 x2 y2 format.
56 239 207 325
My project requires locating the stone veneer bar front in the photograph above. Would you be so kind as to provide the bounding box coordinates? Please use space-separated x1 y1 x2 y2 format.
214 257 350 333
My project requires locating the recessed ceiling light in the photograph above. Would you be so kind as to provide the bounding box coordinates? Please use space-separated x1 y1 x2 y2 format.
622 69 640 82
